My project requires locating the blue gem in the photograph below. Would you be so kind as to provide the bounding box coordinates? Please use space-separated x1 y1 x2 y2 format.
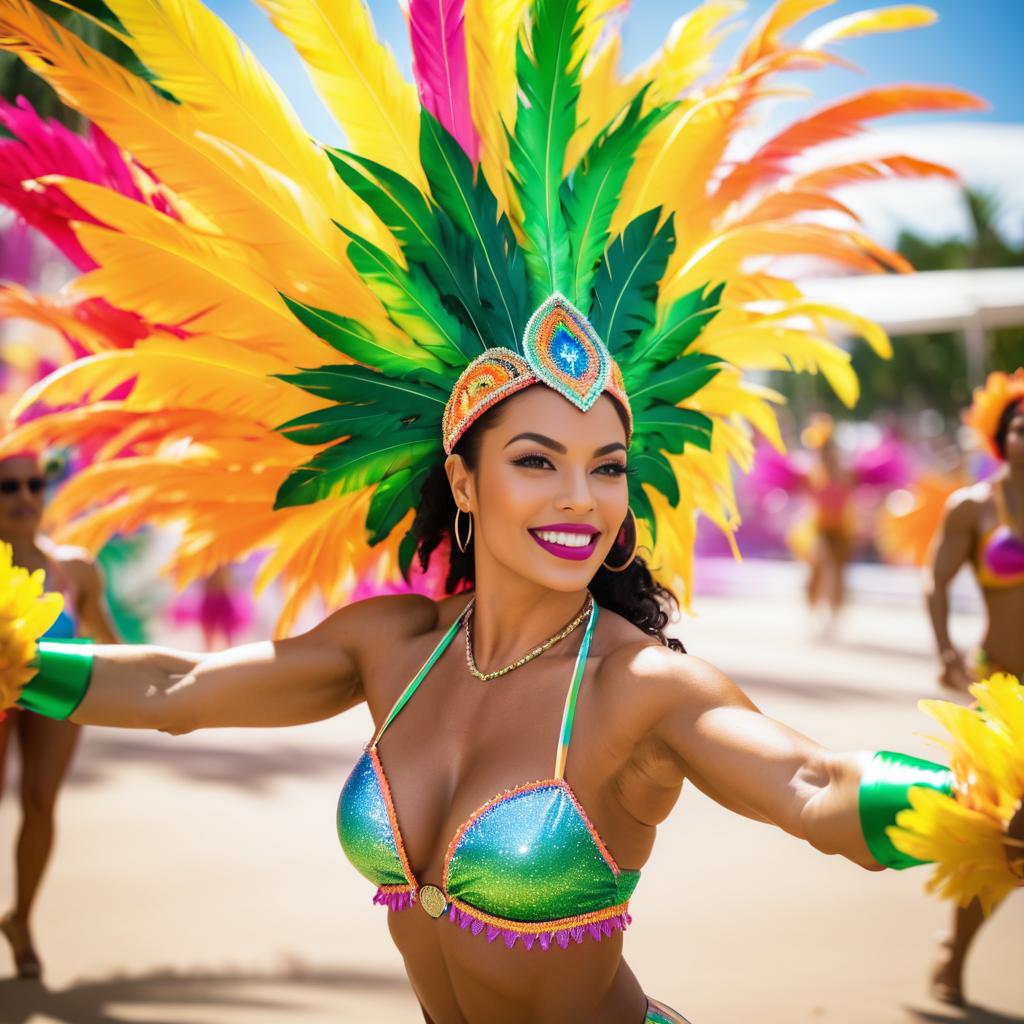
551 326 588 379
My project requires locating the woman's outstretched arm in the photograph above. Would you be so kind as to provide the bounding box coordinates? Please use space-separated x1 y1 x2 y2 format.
28 597 392 734
624 646 932 870
925 490 977 691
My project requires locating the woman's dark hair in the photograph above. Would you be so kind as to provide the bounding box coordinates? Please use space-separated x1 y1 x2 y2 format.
408 398 685 652
994 398 1024 459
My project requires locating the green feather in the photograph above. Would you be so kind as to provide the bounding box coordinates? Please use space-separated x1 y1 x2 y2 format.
589 209 675 356
630 450 680 507
276 404 412 446
280 294 452 380
366 464 434 545
326 149 493 347
340 226 479 365
276 364 449 413
625 353 721 409
419 111 529 348
564 87 675 308
398 526 420 579
274 427 439 509
509 0 583 306
629 282 724 371
633 403 714 454
628 477 656 542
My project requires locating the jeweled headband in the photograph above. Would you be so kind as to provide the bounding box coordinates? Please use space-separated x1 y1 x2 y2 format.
442 294 632 455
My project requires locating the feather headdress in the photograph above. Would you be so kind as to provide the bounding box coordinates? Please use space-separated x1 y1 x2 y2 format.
963 368 1024 460
0 0 983 633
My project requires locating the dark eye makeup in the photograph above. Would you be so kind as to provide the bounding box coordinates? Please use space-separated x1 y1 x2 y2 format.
511 453 629 476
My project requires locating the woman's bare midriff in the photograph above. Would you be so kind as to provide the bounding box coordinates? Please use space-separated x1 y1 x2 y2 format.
981 585 1024 676
389 907 647 1024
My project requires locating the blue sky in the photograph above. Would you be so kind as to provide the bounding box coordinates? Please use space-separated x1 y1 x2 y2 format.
205 0 1023 145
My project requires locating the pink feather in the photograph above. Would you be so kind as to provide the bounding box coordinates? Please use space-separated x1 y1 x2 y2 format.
408 0 480 161
0 97 176 271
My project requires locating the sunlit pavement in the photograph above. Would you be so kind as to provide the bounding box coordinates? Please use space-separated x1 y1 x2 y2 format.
1 562 1021 1023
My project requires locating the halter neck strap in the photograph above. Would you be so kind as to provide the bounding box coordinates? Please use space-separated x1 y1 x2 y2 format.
370 603 469 748
554 601 599 780
370 596 599 773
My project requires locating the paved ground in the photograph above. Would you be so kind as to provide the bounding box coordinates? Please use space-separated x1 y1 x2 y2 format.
1 562 1021 1023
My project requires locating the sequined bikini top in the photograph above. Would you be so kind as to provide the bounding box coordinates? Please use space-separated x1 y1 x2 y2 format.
336 600 640 952
976 482 1024 590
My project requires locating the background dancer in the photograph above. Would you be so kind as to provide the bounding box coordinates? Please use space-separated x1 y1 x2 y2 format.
924 368 1024 1005
0 451 117 978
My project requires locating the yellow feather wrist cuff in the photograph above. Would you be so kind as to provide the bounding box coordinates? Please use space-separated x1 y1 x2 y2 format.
887 673 1024 914
0 542 66 712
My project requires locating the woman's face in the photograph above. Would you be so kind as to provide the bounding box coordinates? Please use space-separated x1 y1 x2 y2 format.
1004 409 1024 468
448 387 630 593
0 455 46 538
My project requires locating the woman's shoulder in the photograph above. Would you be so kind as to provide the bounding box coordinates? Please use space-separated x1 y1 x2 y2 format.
316 591 466 646
591 606 714 703
947 480 994 514
590 613 740 752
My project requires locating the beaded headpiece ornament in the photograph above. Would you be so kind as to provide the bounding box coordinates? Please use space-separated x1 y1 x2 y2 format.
0 0 977 630
964 369 1024 460
443 294 631 455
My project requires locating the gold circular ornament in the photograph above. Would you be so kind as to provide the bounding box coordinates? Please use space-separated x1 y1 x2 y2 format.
418 884 449 919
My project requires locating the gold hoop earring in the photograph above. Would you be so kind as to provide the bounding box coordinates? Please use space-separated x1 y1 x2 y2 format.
602 509 638 572
454 508 473 553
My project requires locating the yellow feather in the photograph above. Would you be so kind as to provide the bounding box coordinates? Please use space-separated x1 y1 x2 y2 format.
803 5 937 49
696 321 860 408
44 177 364 362
0 283 109 355
465 0 529 218
0 543 65 709
253 0 426 192
686 369 786 452
0 1 386 311
11 342 324 427
103 0 368 235
758 300 893 358
889 674 1024 913
630 1 743 106
661 222 906 305
614 86 733 240
568 34 631 172
575 0 623 64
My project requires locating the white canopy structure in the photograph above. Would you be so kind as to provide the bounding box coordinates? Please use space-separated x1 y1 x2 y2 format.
801 267 1024 384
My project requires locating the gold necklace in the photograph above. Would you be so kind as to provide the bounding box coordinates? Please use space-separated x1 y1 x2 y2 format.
464 595 593 681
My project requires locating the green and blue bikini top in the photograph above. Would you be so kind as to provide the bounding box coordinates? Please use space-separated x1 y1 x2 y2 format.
336 599 641 952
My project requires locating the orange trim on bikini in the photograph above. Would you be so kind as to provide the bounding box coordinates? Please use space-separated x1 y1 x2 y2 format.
367 746 419 889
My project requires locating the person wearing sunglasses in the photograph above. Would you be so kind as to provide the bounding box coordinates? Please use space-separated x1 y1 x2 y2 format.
0 452 118 979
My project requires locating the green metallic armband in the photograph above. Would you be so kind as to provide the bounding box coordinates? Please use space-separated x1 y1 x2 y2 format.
16 640 95 720
858 750 954 869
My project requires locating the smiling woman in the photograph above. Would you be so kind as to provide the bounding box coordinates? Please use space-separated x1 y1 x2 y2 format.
412 385 685 655
0 0 1019 1020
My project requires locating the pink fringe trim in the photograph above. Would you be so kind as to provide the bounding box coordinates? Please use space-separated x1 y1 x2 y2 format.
445 903 632 951
372 888 417 912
